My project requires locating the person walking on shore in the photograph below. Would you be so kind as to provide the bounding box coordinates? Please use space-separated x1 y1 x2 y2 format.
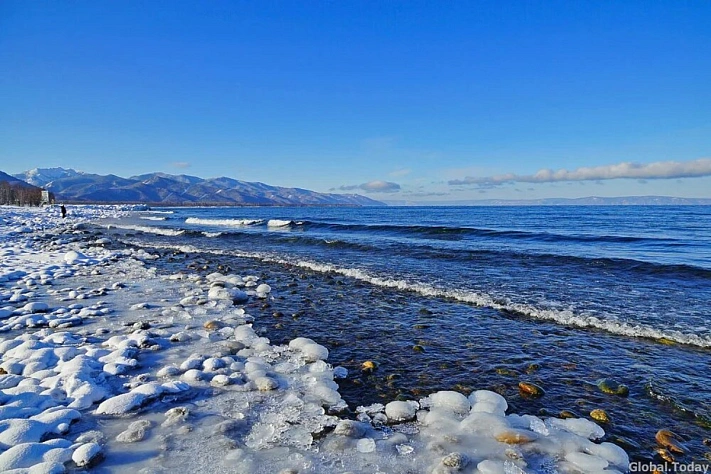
60 204 67 218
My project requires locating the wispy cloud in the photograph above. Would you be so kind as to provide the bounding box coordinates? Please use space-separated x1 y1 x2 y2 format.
389 168 412 177
448 158 711 187
171 161 191 169
339 180 401 194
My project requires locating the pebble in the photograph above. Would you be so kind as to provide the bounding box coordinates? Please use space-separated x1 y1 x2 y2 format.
597 378 629 397
590 409 610 423
655 429 685 454
518 381 545 398
442 452 470 469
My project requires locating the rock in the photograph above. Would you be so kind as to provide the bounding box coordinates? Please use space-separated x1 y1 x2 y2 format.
441 452 469 469
597 378 629 397
116 420 152 443
385 400 418 422
333 420 366 438
203 320 223 331
494 430 537 444
254 376 278 391
590 409 610 423
22 302 49 313
163 407 190 427
428 391 470 415
300 343 329 362
518 381 545 398
565 452 609 472
655 429 685 454
656 447 675 463
559 410 579 419
361 360 377 373
356 438 376 453
211 374 230 386
72 442 103 468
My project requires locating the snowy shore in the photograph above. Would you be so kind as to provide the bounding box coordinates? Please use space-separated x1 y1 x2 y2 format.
0 205 630 473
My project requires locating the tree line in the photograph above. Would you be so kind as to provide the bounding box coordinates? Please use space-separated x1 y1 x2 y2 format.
0 181 53 206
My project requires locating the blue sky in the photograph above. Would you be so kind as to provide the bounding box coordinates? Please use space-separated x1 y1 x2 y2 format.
1 1 710 201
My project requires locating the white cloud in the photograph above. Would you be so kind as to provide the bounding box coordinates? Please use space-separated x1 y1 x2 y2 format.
339 180 401 194
389 168 412 177
171 161 191 169
448 158 711 187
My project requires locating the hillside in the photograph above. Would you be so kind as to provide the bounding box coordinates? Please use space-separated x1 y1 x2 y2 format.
12 168 383 206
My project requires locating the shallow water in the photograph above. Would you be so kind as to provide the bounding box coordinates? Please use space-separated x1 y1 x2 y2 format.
102 205 711 462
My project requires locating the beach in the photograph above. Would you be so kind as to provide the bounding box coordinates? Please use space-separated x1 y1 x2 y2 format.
1 205 708 473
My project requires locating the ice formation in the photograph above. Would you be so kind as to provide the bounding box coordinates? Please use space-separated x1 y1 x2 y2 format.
0 205 631 473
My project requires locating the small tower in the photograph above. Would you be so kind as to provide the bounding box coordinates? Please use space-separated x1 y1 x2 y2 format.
40 189 51 206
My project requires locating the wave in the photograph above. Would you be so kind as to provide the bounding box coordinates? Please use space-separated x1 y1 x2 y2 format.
139 216 167 221
109 224 185 237
267 219 296 228
140 210 174 214
299 221 676 245
129 241 711 349
202 231 224 238
185 217 264 226
176 227 711 278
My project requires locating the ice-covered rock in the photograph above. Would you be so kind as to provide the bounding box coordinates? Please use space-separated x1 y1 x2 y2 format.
116 420 152 443
425 391 471 415
385 400 419 422
469 390 508 416
72 442 103 467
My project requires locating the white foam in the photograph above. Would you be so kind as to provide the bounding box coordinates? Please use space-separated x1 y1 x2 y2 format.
139 216 167 221
110 224 184 236
133 242 711 348
266 219 293 227
185 218 263 226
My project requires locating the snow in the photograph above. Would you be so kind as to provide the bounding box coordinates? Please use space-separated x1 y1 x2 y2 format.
0 204 631 473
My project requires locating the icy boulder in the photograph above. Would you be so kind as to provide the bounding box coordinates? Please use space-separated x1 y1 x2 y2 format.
63 251 95 265
425 391 471 415
385 400 419 422
469 390 508 416
548 417 605 440
289 337 329 362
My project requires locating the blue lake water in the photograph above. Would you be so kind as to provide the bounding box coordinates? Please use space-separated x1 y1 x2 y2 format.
107 205 711 461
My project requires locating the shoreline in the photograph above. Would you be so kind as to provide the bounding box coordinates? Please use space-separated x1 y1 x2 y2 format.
0 205 645 473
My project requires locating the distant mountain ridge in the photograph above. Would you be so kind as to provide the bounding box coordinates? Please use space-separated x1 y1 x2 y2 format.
385 196 711 206
1 170 34 187
11 168 383 206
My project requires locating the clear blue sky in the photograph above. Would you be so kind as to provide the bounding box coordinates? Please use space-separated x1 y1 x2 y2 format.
1 1 710 201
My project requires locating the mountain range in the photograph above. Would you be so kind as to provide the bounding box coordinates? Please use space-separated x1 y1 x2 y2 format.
0 171 35 188
384 196 711 206
10 168 383 206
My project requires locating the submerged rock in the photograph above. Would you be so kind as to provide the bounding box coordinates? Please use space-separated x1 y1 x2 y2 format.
655 429 685 454
597 378 629 397
590 409 610 423
518 381 545 399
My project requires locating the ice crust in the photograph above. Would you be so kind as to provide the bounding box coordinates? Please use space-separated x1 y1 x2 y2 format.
0 205 630 473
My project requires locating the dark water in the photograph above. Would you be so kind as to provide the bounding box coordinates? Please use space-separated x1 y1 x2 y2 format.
105 206 711 463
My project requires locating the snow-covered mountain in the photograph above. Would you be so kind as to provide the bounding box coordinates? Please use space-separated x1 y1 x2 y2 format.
13 168 82 187
11 170 384 206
